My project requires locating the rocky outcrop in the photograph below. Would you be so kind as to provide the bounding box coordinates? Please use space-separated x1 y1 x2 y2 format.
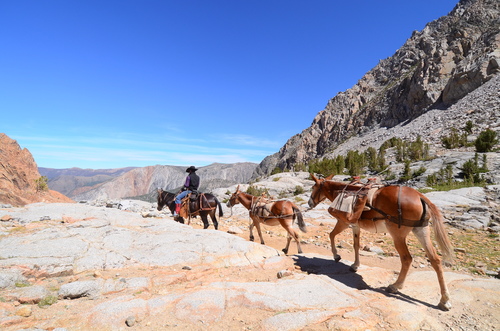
0 133 73 206
253 0 500 177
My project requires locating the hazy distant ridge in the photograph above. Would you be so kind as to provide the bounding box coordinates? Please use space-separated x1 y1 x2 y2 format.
40 163 258 201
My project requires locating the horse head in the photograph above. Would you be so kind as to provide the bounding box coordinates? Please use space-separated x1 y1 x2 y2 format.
226 185 241 208
308 173 333 208
157 188 165 211
157 188 175 211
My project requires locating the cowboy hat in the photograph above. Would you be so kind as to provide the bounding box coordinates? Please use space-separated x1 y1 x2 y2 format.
186 166 198 172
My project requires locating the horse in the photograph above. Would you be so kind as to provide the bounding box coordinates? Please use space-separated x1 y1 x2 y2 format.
226 186 307 254
157 188 223 230
307 174 454 311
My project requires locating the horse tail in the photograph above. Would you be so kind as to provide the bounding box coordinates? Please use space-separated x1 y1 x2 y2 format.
215 196 224 217
420 193 454 264
292 205 307 233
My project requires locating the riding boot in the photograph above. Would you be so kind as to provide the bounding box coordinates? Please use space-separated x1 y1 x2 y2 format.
174 203 181 216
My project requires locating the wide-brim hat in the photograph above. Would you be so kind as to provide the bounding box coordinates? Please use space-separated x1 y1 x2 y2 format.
186 166 198 172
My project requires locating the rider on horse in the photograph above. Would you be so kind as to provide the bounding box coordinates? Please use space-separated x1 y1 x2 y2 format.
174 166 200 217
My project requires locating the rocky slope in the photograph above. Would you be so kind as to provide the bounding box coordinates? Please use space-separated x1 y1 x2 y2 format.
0 133 73 207
71 162 258 201
253 0 500 177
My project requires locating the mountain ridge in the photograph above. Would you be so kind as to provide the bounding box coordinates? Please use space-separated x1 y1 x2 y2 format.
40 162 258 201
252 0 500 178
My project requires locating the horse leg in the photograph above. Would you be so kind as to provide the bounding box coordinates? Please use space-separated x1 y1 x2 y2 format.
329 220 350 263
283 233 292 255
281 219 303 254
201 213 209 229
413 226 451 311
350 224 361 272
249 220 255 242
210 210 219 230
252 216 266 245
385 223 413 294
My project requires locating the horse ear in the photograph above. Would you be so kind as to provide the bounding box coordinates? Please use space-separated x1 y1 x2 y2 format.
310 173 319 184
325 174 334 180
235 185 240 192
157 188 163 193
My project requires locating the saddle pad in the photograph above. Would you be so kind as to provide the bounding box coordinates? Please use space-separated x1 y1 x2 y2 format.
331 194 356 213
251 202 274 218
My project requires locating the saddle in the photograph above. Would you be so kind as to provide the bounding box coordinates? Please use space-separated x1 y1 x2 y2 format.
329 178 384 223
179 192 214 219
250 197 273 219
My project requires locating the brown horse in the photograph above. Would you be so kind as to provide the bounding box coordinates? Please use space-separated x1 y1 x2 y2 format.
157 189 223 230
308 174 454 311
226 186 307 254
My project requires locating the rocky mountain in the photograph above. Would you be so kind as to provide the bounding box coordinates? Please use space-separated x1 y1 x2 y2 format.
0 133 73 206
70 162 258 201
38 167 137 197
253 0 500 178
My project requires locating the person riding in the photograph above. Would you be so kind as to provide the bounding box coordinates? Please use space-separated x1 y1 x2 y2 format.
174 166 200 216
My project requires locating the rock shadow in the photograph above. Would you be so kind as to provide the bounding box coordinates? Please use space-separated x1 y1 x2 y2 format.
292 254 437 310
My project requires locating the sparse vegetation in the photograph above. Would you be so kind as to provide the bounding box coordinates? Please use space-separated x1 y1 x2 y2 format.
35 176 49 192
38 295 58 308
441 128 468 149
271 167 283 175
293 185 304 195
425 154 488 190
475 128 498 152
246 185 269 197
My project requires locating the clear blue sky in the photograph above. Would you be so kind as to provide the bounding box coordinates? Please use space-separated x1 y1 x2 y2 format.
1 0 458 169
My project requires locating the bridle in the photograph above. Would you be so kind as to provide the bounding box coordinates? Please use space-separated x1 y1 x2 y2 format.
158 190 174 209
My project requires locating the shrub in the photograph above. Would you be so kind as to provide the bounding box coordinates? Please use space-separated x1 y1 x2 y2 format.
38 295 58 308
246 185 269 197
271 167 283 175
464 120 473 134
293 185 304 195
475 128 498 152
459 153 488 184
441 128 468 149
293 163 307 172
34 176 49 192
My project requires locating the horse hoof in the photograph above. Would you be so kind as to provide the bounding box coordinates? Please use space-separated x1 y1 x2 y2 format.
349 265 359 272
334 256 341 263
386 285 399 294
438 301 452 311
282 248 288 254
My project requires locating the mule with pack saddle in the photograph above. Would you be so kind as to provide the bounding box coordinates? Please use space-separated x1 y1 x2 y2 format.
307 174 454 311
226 185 307 254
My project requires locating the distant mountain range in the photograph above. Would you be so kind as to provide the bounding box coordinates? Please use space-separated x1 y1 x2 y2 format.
39 163 258 201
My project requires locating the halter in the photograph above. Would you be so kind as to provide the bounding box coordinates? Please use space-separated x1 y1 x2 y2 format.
228 190 242 207
310 179 327 206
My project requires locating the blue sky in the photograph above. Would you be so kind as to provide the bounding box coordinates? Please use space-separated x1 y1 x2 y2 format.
1 0 458 169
